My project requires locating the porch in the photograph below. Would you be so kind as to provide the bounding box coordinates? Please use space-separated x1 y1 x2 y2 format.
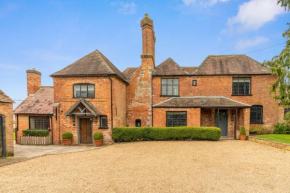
153 96 251 139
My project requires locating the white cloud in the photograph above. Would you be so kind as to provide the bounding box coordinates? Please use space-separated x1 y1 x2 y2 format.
228 0 285 32
116 2 136 15
183 0 229 7
235 36 269 49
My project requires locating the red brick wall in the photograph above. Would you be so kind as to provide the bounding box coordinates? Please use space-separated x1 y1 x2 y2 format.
15 114 53 144
0 103 14 156
153 108 201 127
53 76 126 144
152 75 281 131
112 77 127 128
126 16 155 127
27 72 41 96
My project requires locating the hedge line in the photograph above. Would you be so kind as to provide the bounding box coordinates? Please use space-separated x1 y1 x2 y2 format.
22 129 49 137
112 127 221 142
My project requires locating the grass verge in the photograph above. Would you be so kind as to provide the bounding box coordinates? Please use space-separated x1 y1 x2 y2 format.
256 134 290 144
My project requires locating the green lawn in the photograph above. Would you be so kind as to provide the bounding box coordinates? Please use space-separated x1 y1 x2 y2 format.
256 134 290 144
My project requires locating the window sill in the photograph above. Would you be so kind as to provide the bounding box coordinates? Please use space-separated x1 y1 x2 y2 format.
250 122 263 124
231 94 252 96
73 97 95 99
160 95 180 97
99 127 108 129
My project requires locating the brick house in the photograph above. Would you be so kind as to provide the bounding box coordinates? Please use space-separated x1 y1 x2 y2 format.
0 90 14 157
15 14 284 144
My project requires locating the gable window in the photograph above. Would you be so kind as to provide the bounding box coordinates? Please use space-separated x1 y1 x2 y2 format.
232 77 251 95
73 84 95 98
29 116 50 130
161 79 179 96
100 116 108 129
250 106 263 124
192 80 197 86
166 112 187 127
135 119 141 127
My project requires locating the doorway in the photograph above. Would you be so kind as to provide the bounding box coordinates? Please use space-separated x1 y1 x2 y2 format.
79 118 92 144
215 110 228 136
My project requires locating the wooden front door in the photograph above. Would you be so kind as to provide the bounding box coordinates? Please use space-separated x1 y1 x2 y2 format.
79 118 92 144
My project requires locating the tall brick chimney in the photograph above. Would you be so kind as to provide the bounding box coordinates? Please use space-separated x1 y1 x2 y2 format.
141 13 156 62
26 68 41 96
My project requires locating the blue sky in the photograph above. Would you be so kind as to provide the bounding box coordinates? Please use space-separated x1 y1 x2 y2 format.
0 0 289 107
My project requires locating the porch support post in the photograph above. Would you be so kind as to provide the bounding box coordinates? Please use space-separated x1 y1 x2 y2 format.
234 108 238 140
217 108 219 127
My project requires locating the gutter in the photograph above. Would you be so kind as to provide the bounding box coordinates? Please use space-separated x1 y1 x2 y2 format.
108 76 113 129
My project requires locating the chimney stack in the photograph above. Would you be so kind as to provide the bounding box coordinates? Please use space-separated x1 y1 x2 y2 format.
26 68 41 96
140 13 156 62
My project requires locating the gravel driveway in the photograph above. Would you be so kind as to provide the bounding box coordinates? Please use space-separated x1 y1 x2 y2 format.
0 141 290 193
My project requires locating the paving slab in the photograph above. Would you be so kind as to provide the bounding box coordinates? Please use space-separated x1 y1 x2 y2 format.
0 144 99 167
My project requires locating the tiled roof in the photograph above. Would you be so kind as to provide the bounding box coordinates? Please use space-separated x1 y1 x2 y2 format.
153 96 251 108
182 67 198 75
65 98 103 117
153 55 270 76
195 55 271 75
14 87 54 115
0 90 13 103
123 67 138 79
51 50 128 83
153 58 188 76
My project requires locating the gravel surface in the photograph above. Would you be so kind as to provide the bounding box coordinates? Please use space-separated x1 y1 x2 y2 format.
0 141 290 193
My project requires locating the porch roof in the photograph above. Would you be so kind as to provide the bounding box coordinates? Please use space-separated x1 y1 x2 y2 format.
65 98 103 117
153 96 251 108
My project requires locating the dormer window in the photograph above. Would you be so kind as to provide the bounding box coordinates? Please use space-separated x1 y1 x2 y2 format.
73 84 95 98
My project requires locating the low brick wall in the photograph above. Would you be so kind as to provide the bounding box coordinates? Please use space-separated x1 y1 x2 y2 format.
249 136 290 151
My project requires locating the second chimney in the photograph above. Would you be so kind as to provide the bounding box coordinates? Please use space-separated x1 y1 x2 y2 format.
26 68 41 96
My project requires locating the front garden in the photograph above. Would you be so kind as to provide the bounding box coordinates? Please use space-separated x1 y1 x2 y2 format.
255 134 290 144
250 122 290 150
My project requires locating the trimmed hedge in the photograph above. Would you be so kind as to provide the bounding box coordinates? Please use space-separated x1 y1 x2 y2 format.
112 127 221 142
22 129 49 137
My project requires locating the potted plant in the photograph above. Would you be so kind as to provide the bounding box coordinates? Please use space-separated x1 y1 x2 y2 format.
240 126 246 140
62 132 73 145
94 132 103 146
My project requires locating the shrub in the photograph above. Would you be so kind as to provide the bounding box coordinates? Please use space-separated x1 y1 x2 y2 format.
240 126 246 136
249 127 257 134
274 122 290 134
62 132 73 139
94 132 103 140
250 126 272 135
112 127 221 142
22 129 49 137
